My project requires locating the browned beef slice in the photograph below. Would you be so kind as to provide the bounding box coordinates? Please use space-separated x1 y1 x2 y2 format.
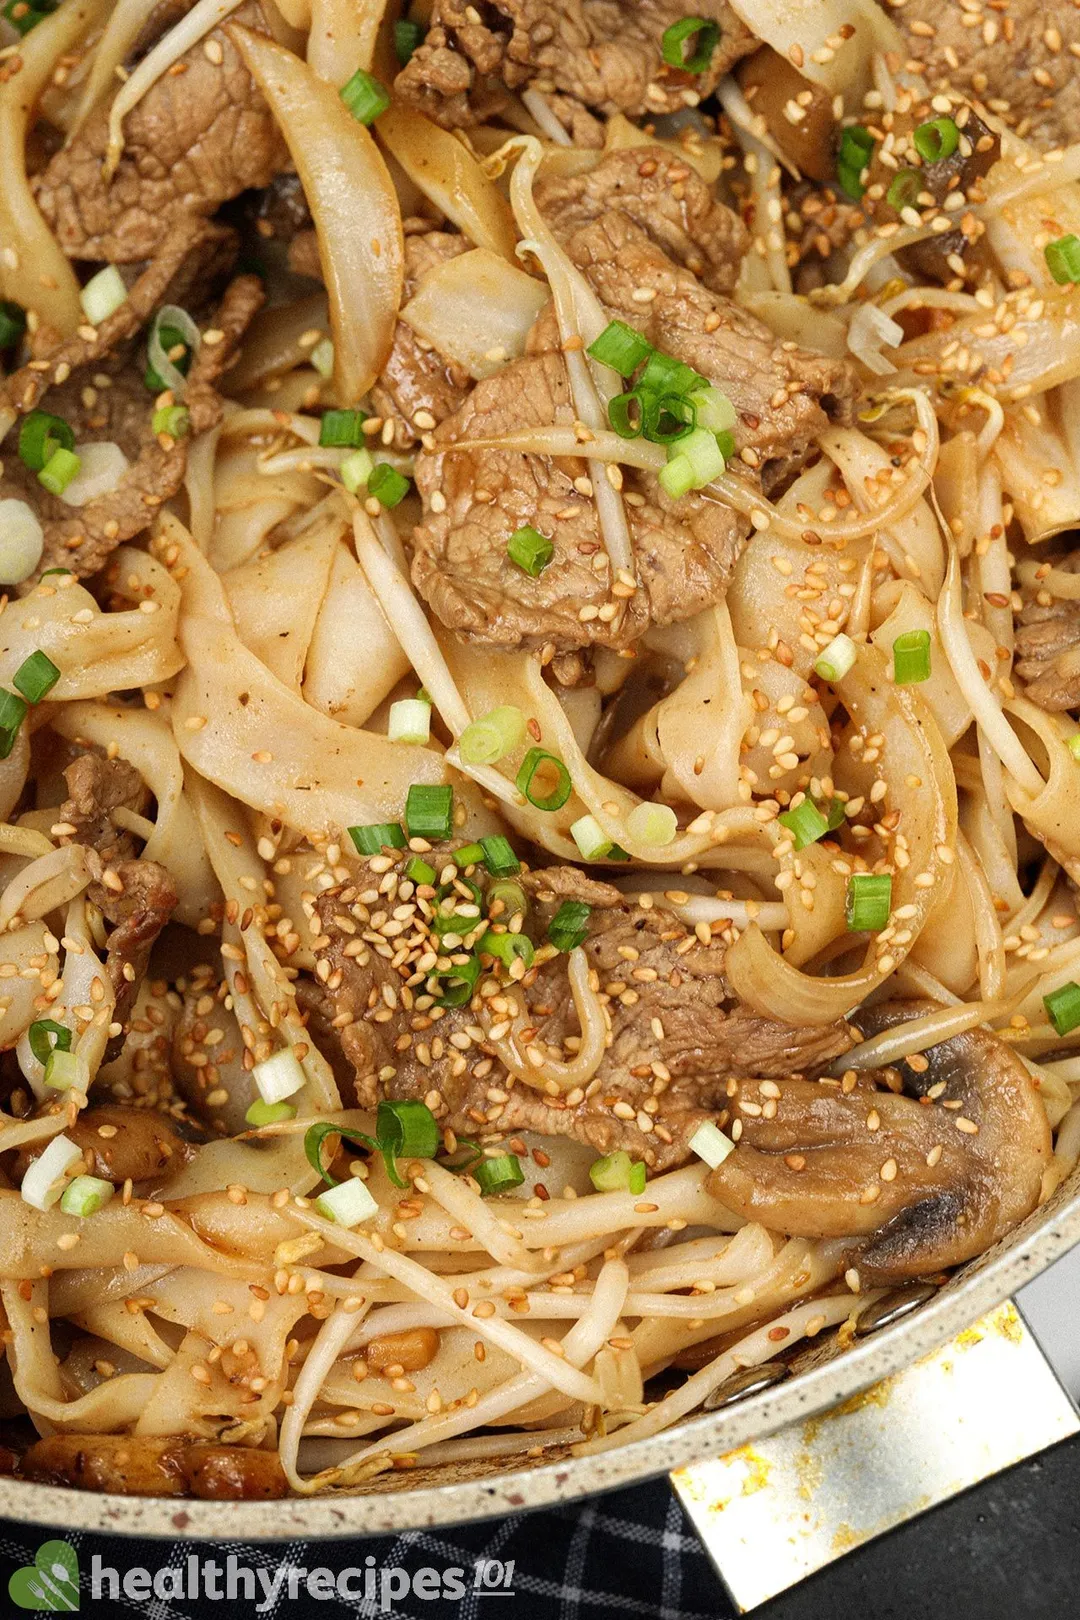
395 0 755 129
93 858 178 1026
306 854 856 1171
1014 598 1080 710
370 230 474 448
0 269 263 578
410 346 748 652
885 0 1080 151
537 194 857 489
534 147 748 295
33 1 286 264
60 754 147 867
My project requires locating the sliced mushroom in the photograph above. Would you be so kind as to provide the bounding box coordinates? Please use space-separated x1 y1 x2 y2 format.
15 1104 194 1189
736 47 837 182
20 1434 287 1498
706 1000 1051 1280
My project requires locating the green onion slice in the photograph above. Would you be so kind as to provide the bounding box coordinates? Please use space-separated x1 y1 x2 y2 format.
0 689 27 758
836 125 875 199
405 855 437 886
304 1121 380 1186
479 833 520 876
436 953 482 1007
340 67 389 124
38 447 81 496
479 929 535 974
660 15 720 73
473 1153 525 1196
394 17 424 62
18 411 74 473
913 116 959 163
59 1174 114 1217
406 783 454 840
367 463 410 507
778 798 829 851
507 525 554 577
488 878 527 919
377 1098 440 1187
152 404 190 439
452 842 485 868
548 899 591 951
589 1151 646 1194
319 408 366 447
28 1019 71 1066
845 872 893 932
886 168 923 212
13 650 59 704
459 705 526 765
245 1099 297 1127
348 822 406 855
892 628 931 685
1045 234 1080 286
516 747 572 811
587 320 653 377
1045 981 1080 1037
0 301 26 348
608 389 644 439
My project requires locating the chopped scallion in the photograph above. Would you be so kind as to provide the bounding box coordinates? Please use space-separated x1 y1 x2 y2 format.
348 822 406 855
479 833 520 875
778 798 829 851
547 899 591 952
406 783 454 840
1045 981 1080 1037
315 1177 379 1227
473 1153 525 1196
152 404 190 439
394 17 425 63
587 320 653 377
437 953 481 1007
913 116 959 163
570 813 613 861
459 704 526 765
13 650 59 704
245 1099 297 1127
845 872 893 932
1045 234 1080 286
319 408 366 448
892 627 931 685
388 698 432 746
44 1048 88 1092
367 462 409 507
0 688 27 758
339 66 389 124
28 1019 71 1067
59 1173 115 1218
0 301 26 349
251 1047 307 1106
341 448 375 493
480 928 535 973
626 800 677 846
507 524 554 577
38 447 81 497
589 1151 646 1194
18 410 74 473
404 855 437 886
689 1120 735 1169
79 265 128 326
516 747 571 811
660 15 720 73
887 167 923 213
814 632 857 683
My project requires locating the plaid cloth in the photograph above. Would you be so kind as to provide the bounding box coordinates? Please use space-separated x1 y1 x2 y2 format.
0 1479 734 1619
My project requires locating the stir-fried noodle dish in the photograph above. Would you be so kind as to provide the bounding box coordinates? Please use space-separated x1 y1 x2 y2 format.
1 0 1080 1501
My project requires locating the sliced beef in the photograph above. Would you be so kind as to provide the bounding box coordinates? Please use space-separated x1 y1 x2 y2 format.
534 147 747 296
1014 598 1080 710
58 755 178 1031
1 267 263 578
33 1 286 265
535 156 858 488
59 754 147 868
371 230 474 449
305 852 857 1171
395 0 756 130
885 0 1080 151
410 346 748 652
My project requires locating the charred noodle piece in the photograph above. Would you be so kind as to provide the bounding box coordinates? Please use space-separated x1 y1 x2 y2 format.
394 0 756 130
707 1000 1051 1281
411 346 747 652
306 853 856 1170
32 1 286 264
887 0 1080 152
1014 597 1080 711
0 271 263 579
15 1104 192 1189
20 1435 287 1498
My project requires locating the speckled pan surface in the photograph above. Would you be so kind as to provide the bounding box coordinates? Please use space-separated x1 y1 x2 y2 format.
4 1168 1079 1540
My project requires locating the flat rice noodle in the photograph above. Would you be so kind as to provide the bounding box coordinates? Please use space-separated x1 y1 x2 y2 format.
1005 695 1080 873
726 0 900 100
232 26 403 403
377 104 517 260
302 541 411 726
724 643 956 1023
223 514 341 691
401 247 550 380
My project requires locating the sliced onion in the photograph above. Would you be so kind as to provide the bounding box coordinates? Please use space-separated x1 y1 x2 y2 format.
0 500 44 583
58 442 131 508
148 305 201 398
401 247 550 380
233 26 404 404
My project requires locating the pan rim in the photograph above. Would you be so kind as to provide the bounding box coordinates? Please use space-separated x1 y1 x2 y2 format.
3 1178 1078 1539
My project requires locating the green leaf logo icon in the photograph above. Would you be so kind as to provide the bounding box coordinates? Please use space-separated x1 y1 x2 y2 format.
8 1539 79 1610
